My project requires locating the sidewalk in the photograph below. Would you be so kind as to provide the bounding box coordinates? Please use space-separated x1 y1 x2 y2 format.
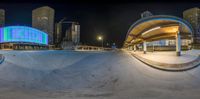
129 50 200 71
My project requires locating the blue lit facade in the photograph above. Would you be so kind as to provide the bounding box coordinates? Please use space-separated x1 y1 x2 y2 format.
0 26 48 45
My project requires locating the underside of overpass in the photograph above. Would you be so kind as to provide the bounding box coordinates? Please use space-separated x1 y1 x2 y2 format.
124 15 193 56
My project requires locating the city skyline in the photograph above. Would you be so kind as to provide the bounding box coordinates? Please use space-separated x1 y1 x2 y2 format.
0 3 199 47
0 1 200 99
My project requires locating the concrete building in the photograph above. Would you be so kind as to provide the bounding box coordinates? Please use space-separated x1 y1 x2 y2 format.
141 11 153 18
32 6 55 44
183 7 200 48
0 9 5 27
64 22 80 45
60 22 80 50
55 23 62 44
71 22 80 45
66 26 72 41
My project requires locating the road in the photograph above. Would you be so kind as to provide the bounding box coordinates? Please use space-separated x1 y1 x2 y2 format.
0 50 200 99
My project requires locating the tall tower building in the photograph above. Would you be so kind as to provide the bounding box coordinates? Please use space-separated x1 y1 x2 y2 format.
0 9 5 27
32 6 55 44
183 7 200 45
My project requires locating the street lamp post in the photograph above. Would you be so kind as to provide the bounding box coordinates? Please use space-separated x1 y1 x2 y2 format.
102 38 104 49
98 36 103 49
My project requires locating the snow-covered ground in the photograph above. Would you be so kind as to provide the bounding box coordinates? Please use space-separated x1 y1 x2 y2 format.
130 50 200 64
0 50 200 99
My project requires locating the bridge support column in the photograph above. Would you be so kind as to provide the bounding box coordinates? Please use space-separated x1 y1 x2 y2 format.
130 46 133 50
176 32 181 56
143 41 147 54
128 46 131 50
134 45 136 52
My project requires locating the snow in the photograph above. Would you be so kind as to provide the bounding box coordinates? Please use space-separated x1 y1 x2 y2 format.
130 50 200 64
0 50 200 99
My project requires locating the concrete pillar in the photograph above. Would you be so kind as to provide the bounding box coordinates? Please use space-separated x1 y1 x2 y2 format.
143 41 147 54
129 46 132 50
134 45 136 52
176 32 181 56
152 43 155 52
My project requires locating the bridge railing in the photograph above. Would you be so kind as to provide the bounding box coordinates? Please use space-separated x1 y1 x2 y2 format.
75 45 112 51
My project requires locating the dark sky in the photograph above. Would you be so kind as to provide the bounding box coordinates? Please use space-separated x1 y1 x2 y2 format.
0 1 199 47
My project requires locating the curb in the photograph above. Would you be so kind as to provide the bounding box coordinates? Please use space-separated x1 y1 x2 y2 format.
131 53 200 71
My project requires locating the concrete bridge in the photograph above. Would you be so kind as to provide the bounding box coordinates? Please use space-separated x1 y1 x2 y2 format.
124 15 193 56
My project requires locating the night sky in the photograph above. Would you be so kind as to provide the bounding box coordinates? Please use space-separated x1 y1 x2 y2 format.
0 1 199 47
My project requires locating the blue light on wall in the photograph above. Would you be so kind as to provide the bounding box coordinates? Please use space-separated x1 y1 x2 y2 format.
0 26 48 45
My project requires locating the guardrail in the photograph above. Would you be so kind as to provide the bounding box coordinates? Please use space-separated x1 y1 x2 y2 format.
75 45 112 51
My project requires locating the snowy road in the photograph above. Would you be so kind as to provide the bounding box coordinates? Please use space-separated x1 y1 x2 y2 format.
0 50 200 99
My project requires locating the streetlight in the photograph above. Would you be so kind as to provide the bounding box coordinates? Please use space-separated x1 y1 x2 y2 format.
97 36 103 49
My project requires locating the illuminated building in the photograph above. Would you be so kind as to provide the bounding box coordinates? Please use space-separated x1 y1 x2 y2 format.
32 6 55 44
0 26 48 50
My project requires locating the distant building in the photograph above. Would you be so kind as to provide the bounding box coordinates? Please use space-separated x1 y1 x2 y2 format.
55 23 62 44
32 6 55 44
0 9 5 27
66 25 72 41
65 22 80 44
183 7 200 45
71 22 80 45
141 11 153 18
61 22 80 49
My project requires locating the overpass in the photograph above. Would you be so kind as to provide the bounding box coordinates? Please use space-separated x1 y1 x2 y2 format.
123 15 193 56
